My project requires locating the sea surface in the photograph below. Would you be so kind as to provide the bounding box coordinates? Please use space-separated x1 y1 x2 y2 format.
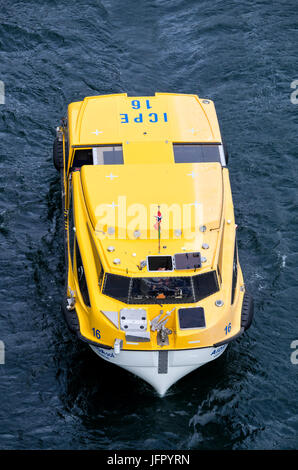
0 0 298 450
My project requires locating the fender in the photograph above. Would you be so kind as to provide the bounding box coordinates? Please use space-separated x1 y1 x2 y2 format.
241 291 254 331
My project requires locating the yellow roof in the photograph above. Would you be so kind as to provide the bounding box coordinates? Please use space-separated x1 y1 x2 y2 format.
68 92 222 146
81 163 222 232
69 92 225 275
79 162 223 275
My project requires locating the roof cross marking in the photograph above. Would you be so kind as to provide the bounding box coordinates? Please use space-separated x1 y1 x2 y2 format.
106 173 119 180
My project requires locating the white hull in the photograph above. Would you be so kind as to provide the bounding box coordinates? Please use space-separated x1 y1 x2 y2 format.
90 343 228 396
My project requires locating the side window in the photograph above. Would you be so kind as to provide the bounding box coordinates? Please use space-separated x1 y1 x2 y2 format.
72 149 93 168
88 228 104 290
68 184 75 266
92 146 123 165
231 238 238 304
173 144 222 163
193 271 219 301
71 145 124 168
75 239 91 307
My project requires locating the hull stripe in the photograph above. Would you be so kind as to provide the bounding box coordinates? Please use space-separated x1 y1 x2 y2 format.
158 350 168 374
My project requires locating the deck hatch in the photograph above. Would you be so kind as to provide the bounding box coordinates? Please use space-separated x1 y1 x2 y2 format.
178 307 206 329
147 255 173 272
174 252 201 270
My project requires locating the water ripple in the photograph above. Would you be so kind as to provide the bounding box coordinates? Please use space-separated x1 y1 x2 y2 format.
0 0 298 450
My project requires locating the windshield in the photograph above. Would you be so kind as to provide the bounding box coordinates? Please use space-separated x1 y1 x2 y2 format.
130 276 194 302
102 271 219 304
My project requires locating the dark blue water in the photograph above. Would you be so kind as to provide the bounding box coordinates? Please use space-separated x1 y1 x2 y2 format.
1 0 298 450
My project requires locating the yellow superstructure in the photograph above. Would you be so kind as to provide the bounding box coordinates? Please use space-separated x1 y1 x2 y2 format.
53 92 253 392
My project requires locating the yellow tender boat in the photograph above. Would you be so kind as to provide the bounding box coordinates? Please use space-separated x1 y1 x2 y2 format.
53 92 254 396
